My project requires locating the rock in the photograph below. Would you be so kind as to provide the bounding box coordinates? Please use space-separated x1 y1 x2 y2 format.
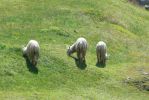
142 72 149 75
145 5 149 10
142 85 149 91
139 0 149 5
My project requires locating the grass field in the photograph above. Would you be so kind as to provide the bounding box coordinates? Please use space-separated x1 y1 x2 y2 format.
0 0 149 99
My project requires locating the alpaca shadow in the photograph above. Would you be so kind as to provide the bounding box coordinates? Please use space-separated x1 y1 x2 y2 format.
96 62 106 68
70 56 87 70
23 55 38 74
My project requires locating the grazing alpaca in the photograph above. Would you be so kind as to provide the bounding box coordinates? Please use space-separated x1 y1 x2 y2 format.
23 40 40 66
67 37 88 63
96 41 107 65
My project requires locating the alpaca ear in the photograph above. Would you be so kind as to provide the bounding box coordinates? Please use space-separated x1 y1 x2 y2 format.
106 53 110 60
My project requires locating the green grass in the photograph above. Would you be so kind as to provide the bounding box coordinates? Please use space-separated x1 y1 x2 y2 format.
0 0 149 99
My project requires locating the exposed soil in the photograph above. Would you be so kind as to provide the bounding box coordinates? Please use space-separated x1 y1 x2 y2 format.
124 67 149 91
124 70 149 91
129 0 149 5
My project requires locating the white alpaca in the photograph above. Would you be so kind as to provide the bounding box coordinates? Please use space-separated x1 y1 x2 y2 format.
67 37 88 62
23 40 40 66
96 41 107 64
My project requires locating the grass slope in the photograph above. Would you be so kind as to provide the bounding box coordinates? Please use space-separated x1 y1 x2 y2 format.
0 0 148 99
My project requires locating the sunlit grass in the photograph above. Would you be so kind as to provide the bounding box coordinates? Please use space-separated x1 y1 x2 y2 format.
0 0 148 99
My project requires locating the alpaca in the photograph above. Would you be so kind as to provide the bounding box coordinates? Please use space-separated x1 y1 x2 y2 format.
23 40 40 66
67 37 88 63
96 41 107 65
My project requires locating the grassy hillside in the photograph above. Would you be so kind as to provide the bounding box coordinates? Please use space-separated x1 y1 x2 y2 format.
0 0 148 99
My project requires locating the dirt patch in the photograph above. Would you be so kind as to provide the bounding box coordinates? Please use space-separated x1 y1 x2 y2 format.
129 0 149 5
129 0 139 4
124 76 149 91
124 66 149 91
